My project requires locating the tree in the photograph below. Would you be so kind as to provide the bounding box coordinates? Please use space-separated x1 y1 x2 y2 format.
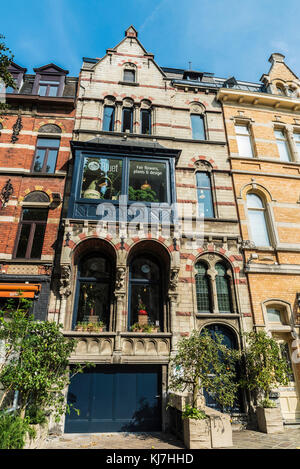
169 329 240 412
0 34 15 89
241 330 289 407
0 299 89 422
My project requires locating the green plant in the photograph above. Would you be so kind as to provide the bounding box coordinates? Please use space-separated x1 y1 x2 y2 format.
182 404 208 420
0 305 93 422
241 331 289 407
169 329 240 411
0 411 36 449
129 186 159 202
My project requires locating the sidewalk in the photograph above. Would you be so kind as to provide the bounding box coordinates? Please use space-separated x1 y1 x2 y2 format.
42 427 300 450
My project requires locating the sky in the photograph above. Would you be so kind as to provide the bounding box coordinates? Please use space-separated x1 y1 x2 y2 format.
1 0 300 83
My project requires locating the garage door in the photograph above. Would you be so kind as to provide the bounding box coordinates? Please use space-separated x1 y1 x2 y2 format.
65 365 162 433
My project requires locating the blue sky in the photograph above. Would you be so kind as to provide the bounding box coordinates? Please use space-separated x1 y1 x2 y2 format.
1 0 300 83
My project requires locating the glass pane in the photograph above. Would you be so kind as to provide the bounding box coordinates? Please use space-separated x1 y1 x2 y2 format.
195 263 211 312
215 263 231 313
248 210 270 246
267 307 282 322
274 130 285 139
129 160 167 203
124 70 135 82
246 193 264 209
39 80 60 85
76 282 110 329
30 223 46 258
277 140 291 161
22 208 48 221
15 224 31 258
33 149 46 172
37 138 60 148
197 188 214 218
141 110 151 135
296 142 300 159
235 125 249 135
48 86 58 97
45 149 58 173
81 157 123 200
130 283 161 328
236 134 253 157
196 173 214 218
191 115 205 140
103 106 115 131
122 108 133 132
80 256 110 279
294 133 300 143
131 257 160 281
38 85 47 96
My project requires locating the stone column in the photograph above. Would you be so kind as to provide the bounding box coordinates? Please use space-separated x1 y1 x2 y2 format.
169 266 180 353
59 265 72 329
207 268 218 313
286 125 300 162
114 266 127 332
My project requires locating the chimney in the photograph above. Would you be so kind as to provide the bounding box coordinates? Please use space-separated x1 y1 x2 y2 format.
268 53 285 65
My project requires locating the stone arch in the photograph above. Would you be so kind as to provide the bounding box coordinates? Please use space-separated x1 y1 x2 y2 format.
38 123 62 134
72 237 117 267
240 181 274 203
23 190 50 203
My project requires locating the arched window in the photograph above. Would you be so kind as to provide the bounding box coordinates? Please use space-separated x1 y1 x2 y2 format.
103 105 115 132
215 263 232 313
276 84 285 96
38 124 62 134
196 172 214 218
246 193 270 246
140 109 151 135
191 114 205 140
128 255 162 330
195 262 211 313
72 255 112 330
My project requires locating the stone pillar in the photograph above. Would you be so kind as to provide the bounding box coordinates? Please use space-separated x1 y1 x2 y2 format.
114 266 127 332
207 268 218 313
286 126 300 162
59 265 72 328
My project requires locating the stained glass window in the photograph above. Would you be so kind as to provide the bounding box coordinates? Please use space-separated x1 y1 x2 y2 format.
215 263 232 313
195 262 211 313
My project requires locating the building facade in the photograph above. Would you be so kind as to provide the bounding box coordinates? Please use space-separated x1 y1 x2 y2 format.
218 53 300 422
50 26 253 434
0 62 77 319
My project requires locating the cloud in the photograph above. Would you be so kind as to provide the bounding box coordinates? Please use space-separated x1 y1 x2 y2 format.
139 0 169 32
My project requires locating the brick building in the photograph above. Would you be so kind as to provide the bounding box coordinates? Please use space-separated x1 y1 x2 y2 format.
0 62 77 319
218 53 300 422
50 26 253 434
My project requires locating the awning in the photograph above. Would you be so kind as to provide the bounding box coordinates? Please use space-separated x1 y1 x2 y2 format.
0 284 41 298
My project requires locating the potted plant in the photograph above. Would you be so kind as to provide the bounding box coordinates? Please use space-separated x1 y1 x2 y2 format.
130 322 144 332
169 329 240 448
137 301 148 326
241 331 289 433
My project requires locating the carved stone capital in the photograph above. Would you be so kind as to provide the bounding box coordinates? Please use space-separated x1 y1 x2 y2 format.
59 264 72 298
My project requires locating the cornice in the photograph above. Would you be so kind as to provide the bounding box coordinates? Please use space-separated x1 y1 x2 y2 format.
217 88 300 112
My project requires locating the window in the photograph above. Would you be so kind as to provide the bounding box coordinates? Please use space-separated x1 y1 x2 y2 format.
15 208 48 259
287 87 297 98
294 132 300 159
196 172 214 218
129 160 167 203
191 115 205 140
215 263 232 313
129 255 162 330
102 106 115 132
276 85 285 96
267 307 282 323
38 79 61 97
141 109 151 135
280 343 295 382
72 255 112 330
195 262 211 313
32 138 60 173
246 193 270 247
235 124 254 158
123 69 135 83
81 157 123 200
122 108 133 133
275 129 291 162
80 156 171 204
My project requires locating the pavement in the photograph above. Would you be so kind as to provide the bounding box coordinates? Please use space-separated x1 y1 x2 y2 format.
42 427 300 450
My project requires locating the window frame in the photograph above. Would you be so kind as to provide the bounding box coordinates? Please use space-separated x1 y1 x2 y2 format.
122 107 133 133
102 105 115 132
196 171 215 218
140 108 151 135
191 114 206 140
246 192 271 247
78 153 173 206
123 69 136 83
31 137 60 174
14 208 48 259
235 123 254 158
274 128 292 162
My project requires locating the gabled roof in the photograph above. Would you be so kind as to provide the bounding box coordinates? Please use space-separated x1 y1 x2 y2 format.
8 62 27 73
33 63 69 75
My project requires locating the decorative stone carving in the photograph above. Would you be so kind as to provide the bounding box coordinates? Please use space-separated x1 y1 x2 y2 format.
59 265 71 298
115 266 126 291
169 268 180 292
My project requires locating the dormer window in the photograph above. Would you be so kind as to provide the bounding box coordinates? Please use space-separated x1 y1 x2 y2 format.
32 63 69 98
38 78 61 97
6 62 27 94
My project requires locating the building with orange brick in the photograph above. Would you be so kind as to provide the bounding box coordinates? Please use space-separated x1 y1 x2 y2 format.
0 62 77 319
218 53 300 422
